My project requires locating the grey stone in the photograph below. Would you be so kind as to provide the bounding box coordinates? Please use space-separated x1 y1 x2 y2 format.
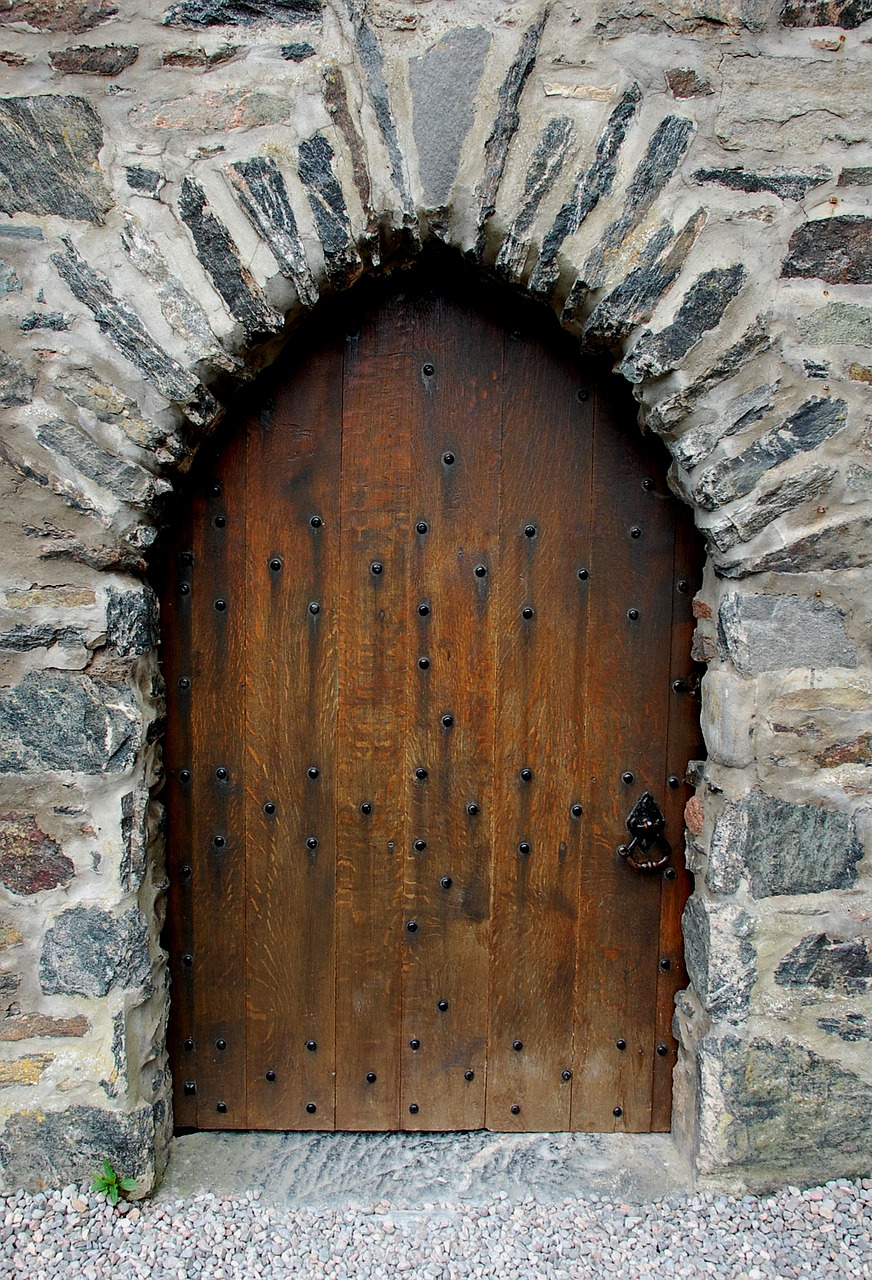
323 66 379 265
177 177 283 341
701 668 755 769
704 464 835 552
48 43 138 74
803 358 829 377
719 514 872 577
120 789 148 892
228 156 318 307
692 397 848 512
19 311 72 331
581 209 706 347
298 132 360 287
281 40 314 60
817 1013 870 1041
646 318 773 436
683 896 756 1024
717 592 856 675
163 0 319 26
0 972 20 998
0 622 82 651
36 419 161 508
0 223 42 239
0 260 21 299
125 165 162 197
106 585 159 656
799 301 872 346
474 10 548 257
530 85 641 300
582 114 695 289
707 790 863 897
705 1034 872 1178
782 215 872 285
621 265 746 383
665 68 713 98
673 383 777 472
0 348 34 406
51 238 216 423
775 933 872 994
839 166 872 186
409 27 491 210
597 1 775 34
39 904 151 996
0 1103 157 1192
780 0 872 28
692 166 831 201
0 670 141 774
496 116 574 279
0 95 112 224
55 366 169 454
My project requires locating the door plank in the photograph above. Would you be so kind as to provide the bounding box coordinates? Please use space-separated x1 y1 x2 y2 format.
245 336 343 1130
400 292 503 1131
571 400 675 1133
486 323 592 1132
334 301 414 1130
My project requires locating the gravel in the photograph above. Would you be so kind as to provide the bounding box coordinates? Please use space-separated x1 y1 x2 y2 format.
1 1178 871 1278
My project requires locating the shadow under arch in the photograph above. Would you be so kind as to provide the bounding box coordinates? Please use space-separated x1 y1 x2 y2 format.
153 243 705 1139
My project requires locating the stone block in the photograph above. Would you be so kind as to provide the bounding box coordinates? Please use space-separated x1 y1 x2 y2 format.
692 166 830 201
163 0 320 26
665 68 713 98
701 669 755 768
36 420 163 509
39 904 151 997
775 933 872 993
718 593 856 676
621 265 746 383
0 1055 53 1088
799 302 872 346
281 41 315 61
0 95 112 224
0 0 118 31
817 1014 870 1041
595 0 775 33
719 515 872 578
704 465 835 554
48 44 138 75
707 791 863 897
781 1 872 28
0 972 21 998
0 1103 158 1192
106 585 159 657
298 134 360 288
227 157 317 307
409 27 491 209
682 895 756 1024
0 671 141 774
0 1012 89 1041
0 922 23 951
0 812 74 896
782 216 872 286
0 350 34 408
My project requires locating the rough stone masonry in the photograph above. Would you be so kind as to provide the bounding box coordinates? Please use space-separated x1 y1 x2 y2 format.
0 0 869 1196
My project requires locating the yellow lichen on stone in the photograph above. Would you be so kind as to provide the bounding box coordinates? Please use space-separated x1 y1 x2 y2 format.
0 1054 54 1087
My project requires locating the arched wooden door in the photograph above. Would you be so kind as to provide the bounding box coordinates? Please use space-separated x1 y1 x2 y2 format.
161 265 702 1135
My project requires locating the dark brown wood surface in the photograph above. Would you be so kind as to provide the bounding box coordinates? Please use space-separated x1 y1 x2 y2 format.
162 267 702 1134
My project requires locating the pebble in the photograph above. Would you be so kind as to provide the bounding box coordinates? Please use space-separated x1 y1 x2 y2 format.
0 1179 870 1278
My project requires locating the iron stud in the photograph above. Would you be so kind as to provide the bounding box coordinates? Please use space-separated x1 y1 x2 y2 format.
306 1041 317 1052
520 768 533 782
415 767 428 781
266 1070 276 1082
210 483 221 497
269 557 283 572
216 1102 227 1114
616 1039 626 1051
264 802 276 816
524 524 537 538
308 602 320 615
442 452 455 466
371 561 383 575
510 1105 520 1115
512 1040 523 1052
441 714 454 728
660 957 671 971
214 599 227 612
416 521 428 534
215 515 227 529
184 1081 196 1096
409 1103 419 1114
310 515 323 529
178 677 191 691
179 770 191 784
466 802 479 816
307 767 320 780
437 1000 449 1012
180 864 192 879
642 478 654 491
306 836 318 850
667 774 680 789
216 767 228 781
672 678 687 693
184 1038 194 1052
664 867 677 881
474 564 487 578
366 1072 377 1083
657 1044 668 1057
406 920 419 933
179 583 191 596
622 772 634 785
577 568 589 581
630 526 642 539
464 1070 475 1081
628 608 639 621
518 841 531 856
613 1106 623 1118
440 876 452 890
414 839 427 852
418 657 430 670
423 363 434 377
677 579 689 593
571 803 583 818
213 836 225 849
577 388 590 402
409 1039 420 1050
216 1038 227 1051
360 802 372 816
418 602 431 617
522 606 534 620
306 1103 316 1114
562 1069 572 1082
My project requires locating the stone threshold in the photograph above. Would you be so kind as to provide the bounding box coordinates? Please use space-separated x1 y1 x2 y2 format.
157 1130 692 1208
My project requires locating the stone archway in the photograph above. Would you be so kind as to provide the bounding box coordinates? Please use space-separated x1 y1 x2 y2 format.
0 0 868 1195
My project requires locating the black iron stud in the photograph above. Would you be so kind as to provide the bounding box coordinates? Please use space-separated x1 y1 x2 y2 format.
664 867 677 881
409 1039 420 1050
306 836 318 850
216 1038 227 1051
672 678 687 693
667 774 680 789
465 1070 475 1081
622 772 634 785
266 1070 276 1082
571 803 583 818
441 714 454 728
577 568 589 581
308 766 320 780
474 564 487 578
414 839 427 852
613 1106 623 1118
510 1105 521 1115
562 1070 572 1082
217 1102 227 1114
360 802 372 815
616 1039 626 1051
642 478 654 492
213 836 225 849
677 579 689 593
442 452 455 466
423 364 435 377
418 657 430 670
628 608 639 621
306 1041 317 1052
216 767 228 781
184 1038 194 1052
308 602 320 615
409 1103 419 1114
264 802 276 816
467 802 479 816
215 515 227 529
518 841 531 856
415 767 428 780
214 599 227 612
520 768 533 782
659 957 672 971
269 557 283 572
366 1072 377 1083
416 521 429 534
179 769 191 784
306 1103 317 1114
211 483 221 497
407 920 419 933
371 561 383 575
178 676 191 691
179 551 193 566
657 1044 669 1057
418 603 430 617
577 388 590 402
180 865 192 879
184 1081 196 1096
512 1040 523 1052
630 527 642 539
524 524 537 538
310 515 323 529
522 606 534 620
179 582 191 596
437 1000 449 1012
440 876 453 890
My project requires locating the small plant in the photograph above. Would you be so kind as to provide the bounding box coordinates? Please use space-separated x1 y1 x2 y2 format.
92 1158 137 1206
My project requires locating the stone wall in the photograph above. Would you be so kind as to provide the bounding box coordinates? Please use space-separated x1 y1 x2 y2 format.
0 0 869 1194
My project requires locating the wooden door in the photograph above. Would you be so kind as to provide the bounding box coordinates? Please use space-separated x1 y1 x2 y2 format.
161 265 702 1135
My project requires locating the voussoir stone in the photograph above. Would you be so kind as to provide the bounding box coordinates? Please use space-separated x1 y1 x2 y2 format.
718 592 857 675
39 904 151 996
0 94 111 223
409 27 491 209
0 670 141 774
